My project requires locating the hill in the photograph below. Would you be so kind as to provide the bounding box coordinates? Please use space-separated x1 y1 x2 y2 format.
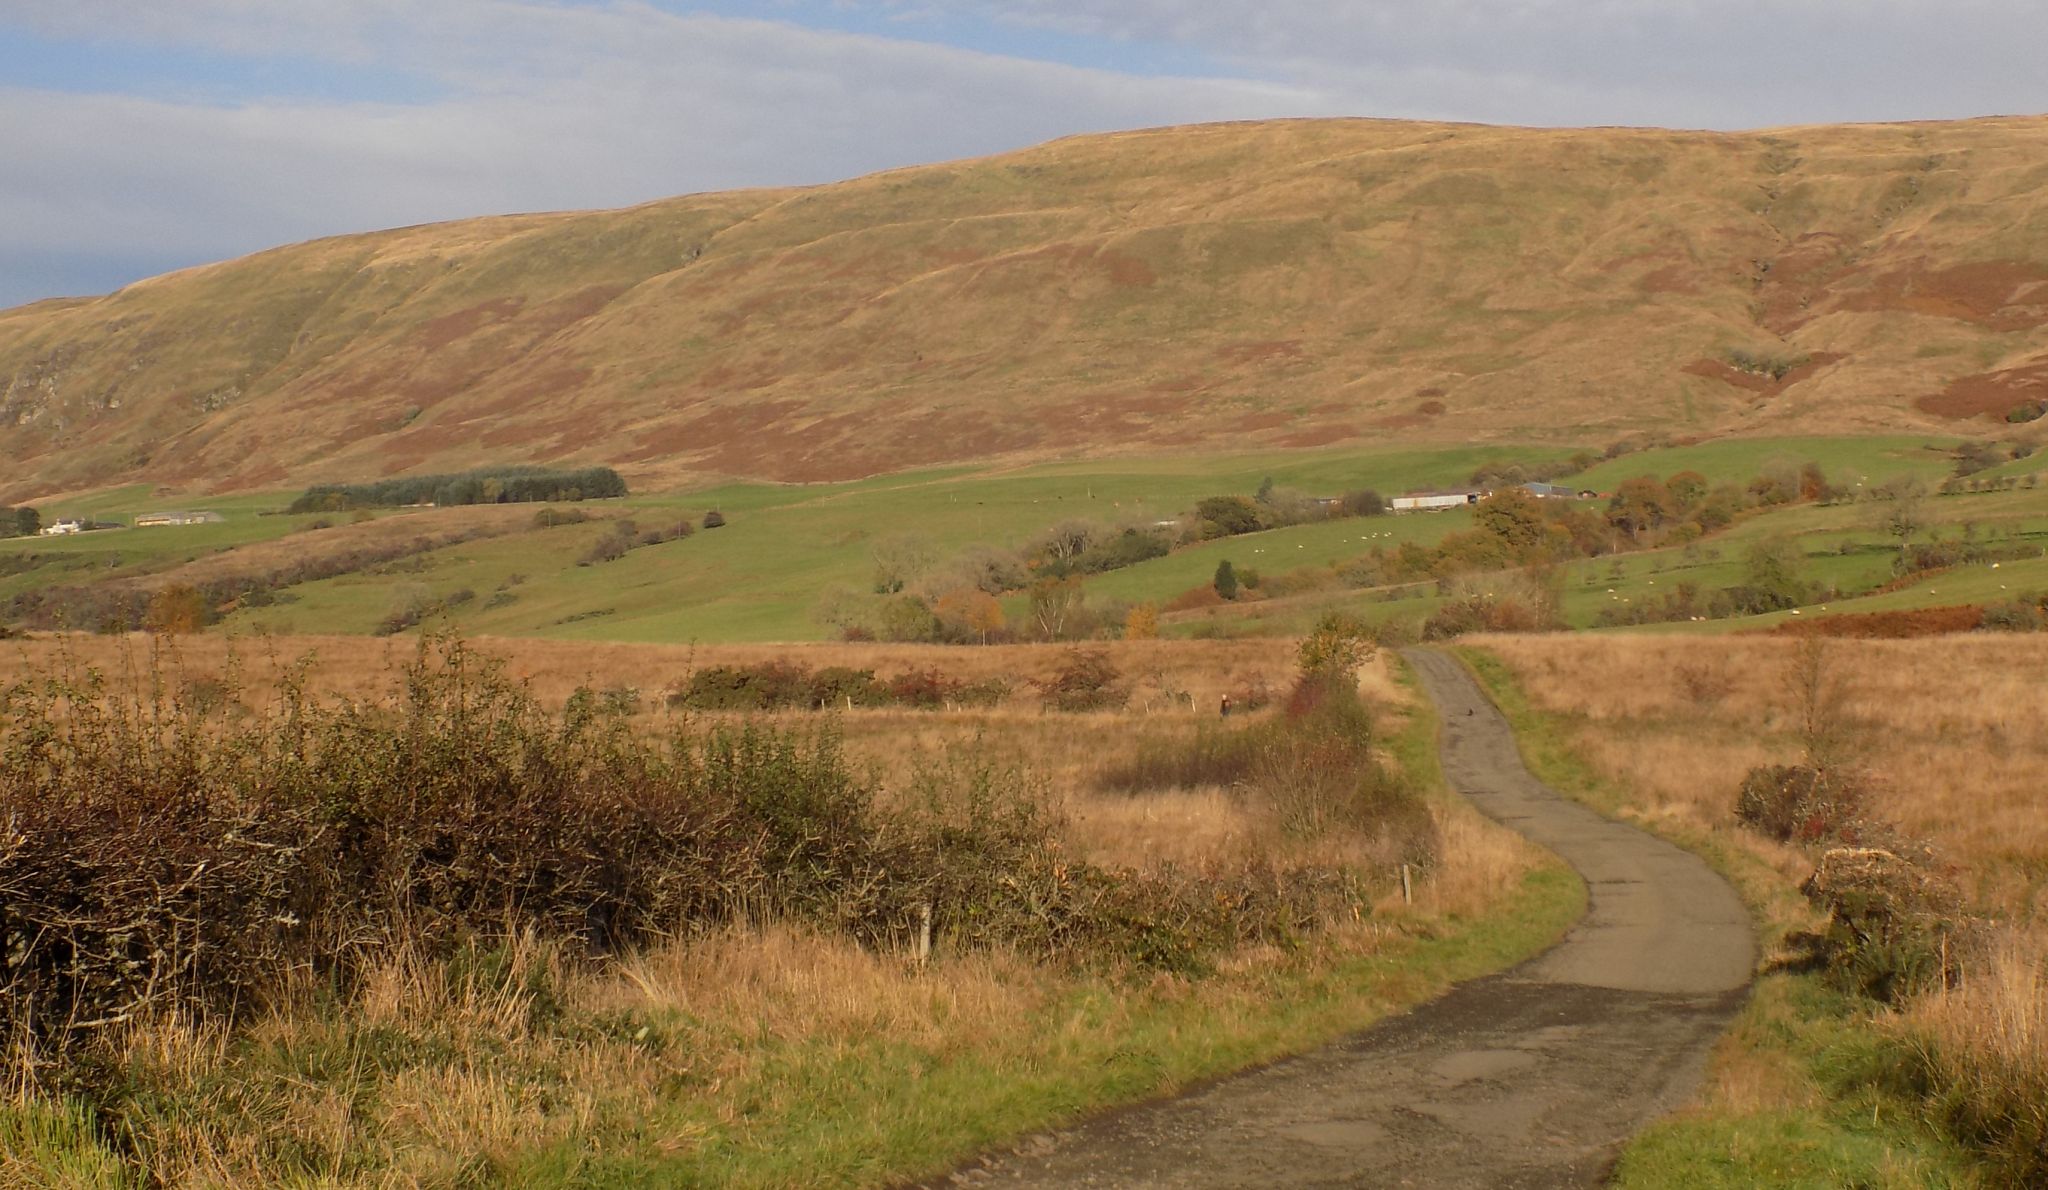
4 116 2048 502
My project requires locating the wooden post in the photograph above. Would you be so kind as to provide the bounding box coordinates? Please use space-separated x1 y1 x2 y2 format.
1401 864 1413 906
916 903 933 965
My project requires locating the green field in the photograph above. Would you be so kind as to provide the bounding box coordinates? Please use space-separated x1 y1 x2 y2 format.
5 436 2045 643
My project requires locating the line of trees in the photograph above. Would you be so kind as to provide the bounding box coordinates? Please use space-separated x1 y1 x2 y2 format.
1 507 39 538
289 466 627 513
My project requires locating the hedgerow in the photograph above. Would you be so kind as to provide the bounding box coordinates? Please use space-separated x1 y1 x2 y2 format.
3 638 1365 1101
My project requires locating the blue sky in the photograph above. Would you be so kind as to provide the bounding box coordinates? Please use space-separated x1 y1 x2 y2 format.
1 1 2043 308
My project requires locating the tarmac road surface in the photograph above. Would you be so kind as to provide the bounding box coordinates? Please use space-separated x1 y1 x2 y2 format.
930 648 1754 1189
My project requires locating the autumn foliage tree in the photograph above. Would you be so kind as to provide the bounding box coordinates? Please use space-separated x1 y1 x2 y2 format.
935 588 1005 644
144 584 209 635
1607 475 1675 542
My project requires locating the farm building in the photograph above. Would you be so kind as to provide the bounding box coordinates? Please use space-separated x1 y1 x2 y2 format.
39 518 85 536
134 510 224 527
1391 489 1481 512
1520 483 1591 500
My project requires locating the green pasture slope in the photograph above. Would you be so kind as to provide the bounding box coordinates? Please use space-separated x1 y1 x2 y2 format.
5 435 2043 644
223 441 1568 642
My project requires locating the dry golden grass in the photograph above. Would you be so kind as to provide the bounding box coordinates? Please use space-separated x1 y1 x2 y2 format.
0 632 1302 717
1475 633 2048 919
1422 805 1552 920
605 924 1047 1055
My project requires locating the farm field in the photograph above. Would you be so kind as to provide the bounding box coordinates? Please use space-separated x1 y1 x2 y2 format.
7 433 2043 647
3 440 1549 641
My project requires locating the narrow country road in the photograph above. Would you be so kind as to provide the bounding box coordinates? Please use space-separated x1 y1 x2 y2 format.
934 649 1755 1188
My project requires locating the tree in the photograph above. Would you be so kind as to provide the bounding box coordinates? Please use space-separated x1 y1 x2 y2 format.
144 584 208 635
702 509 726 529
1033 519 1100 569
1665 471 1710 510
935 587 1005 644
1869 476 1926 569
1027 576 1084 640
1194 496 1263 538
877 594 940 642
1123 602 1160 640
1340 489 1387 517
1607 476 1674 541
1742 535 1809 609
1298 612 1376 683
1474 487 1548 556
1798 461 1831 502
1213 559 1239 601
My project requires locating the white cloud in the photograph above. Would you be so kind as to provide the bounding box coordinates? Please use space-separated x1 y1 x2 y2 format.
0 2 1331 304
882 0 2048 127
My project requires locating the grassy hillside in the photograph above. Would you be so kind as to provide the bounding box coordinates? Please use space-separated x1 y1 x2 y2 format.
4 117 2048 502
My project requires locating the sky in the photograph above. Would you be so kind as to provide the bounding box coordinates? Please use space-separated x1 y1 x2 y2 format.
1 0 2043 309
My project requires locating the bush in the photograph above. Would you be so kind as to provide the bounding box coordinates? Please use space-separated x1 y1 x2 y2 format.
1193 496 1264 539
955 678 1011 708
883 667 967 709
1799 844 1968 1002
1297 612 1377 682
1070 528 1171 575
531 507 592 529
143 584 211 635
667 661 1008 713
1420 595 1542 639
808 666 883 709
1980 596 2048 632
1099 669 1435 857
1034 649 1129 712
374 586 474 636
672 662 813 710
1734 764 1870 843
